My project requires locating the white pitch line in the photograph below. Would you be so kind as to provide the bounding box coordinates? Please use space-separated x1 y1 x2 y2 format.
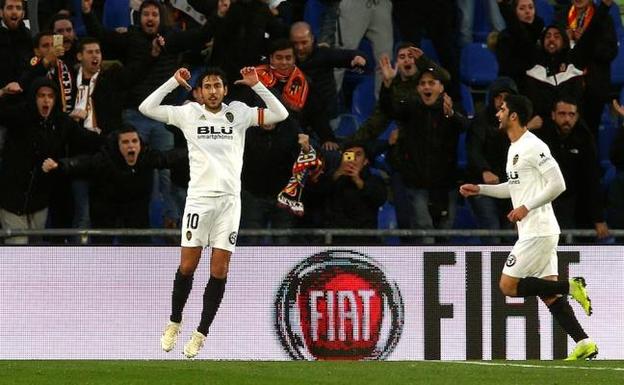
443 361 624 372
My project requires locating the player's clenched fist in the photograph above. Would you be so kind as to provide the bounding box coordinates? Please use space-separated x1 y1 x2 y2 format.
459 184 480 197
234 67 260 87
174 68 192 91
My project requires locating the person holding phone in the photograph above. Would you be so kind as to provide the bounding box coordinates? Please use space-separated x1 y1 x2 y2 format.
322 141 387 244
20 31 75 113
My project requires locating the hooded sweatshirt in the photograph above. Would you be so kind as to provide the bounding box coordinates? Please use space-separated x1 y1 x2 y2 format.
524 24 585 119
0 78 102 215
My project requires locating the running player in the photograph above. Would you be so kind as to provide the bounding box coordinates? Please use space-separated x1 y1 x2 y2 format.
459 94 597 360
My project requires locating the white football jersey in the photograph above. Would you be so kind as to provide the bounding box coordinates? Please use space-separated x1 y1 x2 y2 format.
506 131 561 239
160 98 257 198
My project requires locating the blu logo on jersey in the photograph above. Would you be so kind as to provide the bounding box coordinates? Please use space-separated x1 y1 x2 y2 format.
507 171 520 184
197 126 233 135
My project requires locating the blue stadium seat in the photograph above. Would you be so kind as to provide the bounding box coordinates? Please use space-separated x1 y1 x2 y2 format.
304 0 326 37
601 160 617 191
457 131 468 170
103 0 131 31
372 150 391 173
419 38 440 64
351 75 376 123
598 105 618 162
460 83 475 118
451 200 480 244
342 38 375 95
334 113 359 138
378 121 397 142
611 38 624 87
609 2 624 39
377 202 400 245
71 0 87 36
460 43 499 87
535 0 555 26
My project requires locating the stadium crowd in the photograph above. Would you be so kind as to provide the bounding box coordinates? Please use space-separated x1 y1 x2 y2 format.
0 0 623 245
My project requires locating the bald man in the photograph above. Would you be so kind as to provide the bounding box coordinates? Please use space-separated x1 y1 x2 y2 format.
290 21 366 120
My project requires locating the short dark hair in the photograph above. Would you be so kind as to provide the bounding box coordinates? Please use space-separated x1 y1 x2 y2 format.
552 95 579 111
116 123 139 141
1 0 25 9
77 37 101 53
268 38 295 56
48 13 73 30
198 67 228 88
395 41 417 56
342 140 371 160
33 31 54 48
504 94 533 126
139 0 162 14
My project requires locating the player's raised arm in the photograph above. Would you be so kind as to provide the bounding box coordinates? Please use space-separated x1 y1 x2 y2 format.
234 67 289 125
138 68 191 124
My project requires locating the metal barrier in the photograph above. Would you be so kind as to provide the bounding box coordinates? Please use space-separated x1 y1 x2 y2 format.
1 228 622 245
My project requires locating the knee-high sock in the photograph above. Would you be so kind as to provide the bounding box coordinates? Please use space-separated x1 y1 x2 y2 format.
516 277 569 297
548 297 588 342
197 276 227 335
170 268 193 323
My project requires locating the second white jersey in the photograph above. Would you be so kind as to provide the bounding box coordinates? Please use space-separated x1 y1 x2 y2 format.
164 99 256 197
506 131 561 239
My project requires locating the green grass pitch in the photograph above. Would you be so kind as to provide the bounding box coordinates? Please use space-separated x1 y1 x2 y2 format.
1 360 623 385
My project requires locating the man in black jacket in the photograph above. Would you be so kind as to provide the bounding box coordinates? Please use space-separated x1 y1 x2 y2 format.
556 0 618 138
536 96 609 240
0 0 31 92
70 37 157 137
240 118 300 244
0 0 31 163
49 13 78 69
524 24 585 123
0 78 101 244
67 37 158 231
290 21 366 120
380 67 468 243
42 125 187 244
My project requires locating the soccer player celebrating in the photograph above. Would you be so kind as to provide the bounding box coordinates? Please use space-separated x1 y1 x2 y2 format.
459 94 597 360
139 66 288 358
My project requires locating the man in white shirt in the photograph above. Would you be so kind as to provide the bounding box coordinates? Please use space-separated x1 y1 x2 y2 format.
459 94 597 360
139 66 288 358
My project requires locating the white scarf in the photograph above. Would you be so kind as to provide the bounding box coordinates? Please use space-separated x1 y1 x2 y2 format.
169 0 207 25
74 67 100 134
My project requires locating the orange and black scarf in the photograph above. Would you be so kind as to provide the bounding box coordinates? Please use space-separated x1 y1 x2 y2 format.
277 146 323 217
256 64 309 111
30 56 74 112
567 3 595 33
